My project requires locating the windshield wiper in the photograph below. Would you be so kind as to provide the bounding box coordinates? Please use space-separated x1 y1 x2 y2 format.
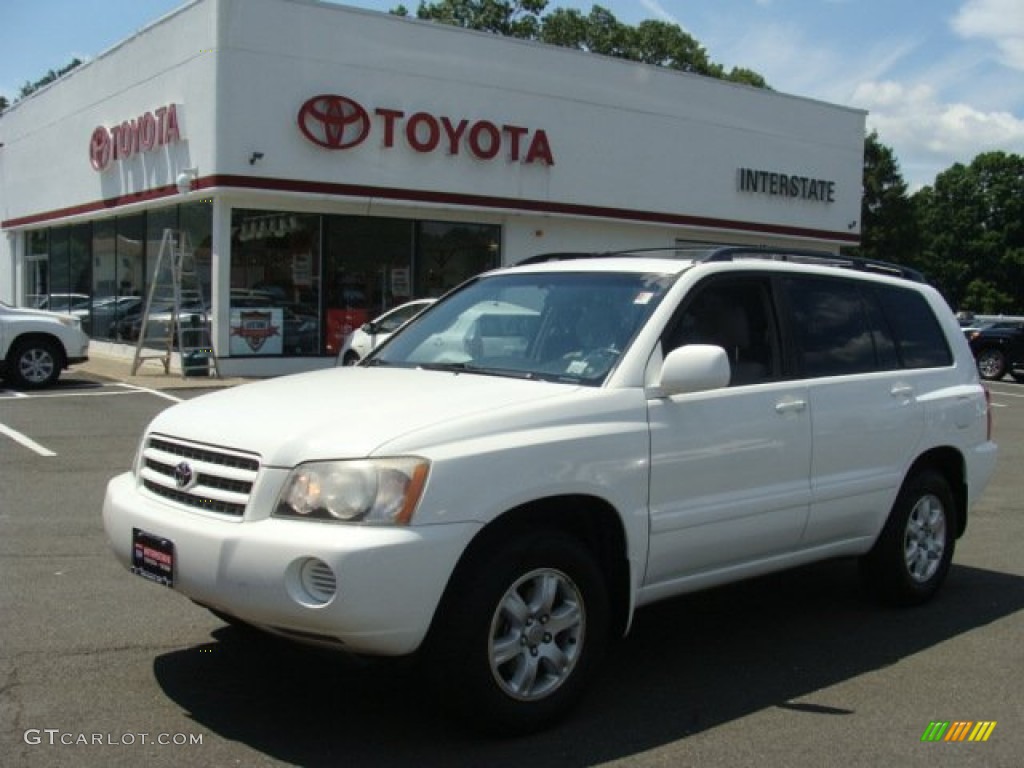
417 362 540 381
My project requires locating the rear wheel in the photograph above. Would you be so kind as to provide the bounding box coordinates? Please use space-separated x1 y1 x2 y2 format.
426 531 608 735
7 337 63 389
976 348 1006 380
860 470 956 606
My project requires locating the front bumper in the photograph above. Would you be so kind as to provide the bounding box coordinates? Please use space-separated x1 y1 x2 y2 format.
102 472 480 655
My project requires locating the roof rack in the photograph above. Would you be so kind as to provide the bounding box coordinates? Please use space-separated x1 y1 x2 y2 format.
515 246 926 282
700 246 927 282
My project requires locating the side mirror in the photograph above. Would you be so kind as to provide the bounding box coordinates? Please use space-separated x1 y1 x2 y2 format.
657 344 730 396
360 322 376 334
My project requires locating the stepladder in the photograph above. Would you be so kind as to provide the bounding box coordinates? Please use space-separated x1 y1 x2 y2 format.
131 228 221 379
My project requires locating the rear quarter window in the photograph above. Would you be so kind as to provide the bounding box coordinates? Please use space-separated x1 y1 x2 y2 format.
871 284 953 369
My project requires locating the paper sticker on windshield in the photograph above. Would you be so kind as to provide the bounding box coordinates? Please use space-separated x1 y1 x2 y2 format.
567 360 588 375
634 292 654 305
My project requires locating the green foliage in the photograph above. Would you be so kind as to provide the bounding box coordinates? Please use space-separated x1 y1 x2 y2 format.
844 131 919 266
914 152 1024 312
402 0 769 86
2 58 83 108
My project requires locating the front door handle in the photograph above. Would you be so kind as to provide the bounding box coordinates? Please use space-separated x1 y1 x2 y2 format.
775 398 807 414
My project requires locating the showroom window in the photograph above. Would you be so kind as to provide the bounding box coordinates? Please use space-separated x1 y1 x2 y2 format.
230 211 500 357
20 203 211 343
230 209 321 356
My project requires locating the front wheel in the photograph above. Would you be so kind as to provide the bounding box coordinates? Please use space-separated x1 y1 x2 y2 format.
426 531 609 735
860 470 956 606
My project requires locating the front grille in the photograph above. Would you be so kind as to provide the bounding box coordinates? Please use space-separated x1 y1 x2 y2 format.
139 435 261 517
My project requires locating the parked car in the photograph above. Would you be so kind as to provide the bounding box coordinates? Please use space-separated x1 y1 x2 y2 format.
338 298 436 365
0 300 90 388
29 293 91 312
111 299 208 343
967 320 1024 381
103 246 997 734
73 295 143 338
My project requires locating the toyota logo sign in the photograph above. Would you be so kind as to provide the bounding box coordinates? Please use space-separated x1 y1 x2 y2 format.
296 93 554 165
297 94 371 149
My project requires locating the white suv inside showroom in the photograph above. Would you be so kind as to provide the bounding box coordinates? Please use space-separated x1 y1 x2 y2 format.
103 247 997 733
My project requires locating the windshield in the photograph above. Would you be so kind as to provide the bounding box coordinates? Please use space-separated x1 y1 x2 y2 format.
369 270 674 385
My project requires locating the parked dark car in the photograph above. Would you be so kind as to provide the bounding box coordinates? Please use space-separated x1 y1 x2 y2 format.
967 321 1024 381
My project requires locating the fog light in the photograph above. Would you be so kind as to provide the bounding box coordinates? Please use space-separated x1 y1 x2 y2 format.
293 557 336 605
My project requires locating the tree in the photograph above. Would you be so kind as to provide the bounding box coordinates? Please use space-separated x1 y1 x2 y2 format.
913 152 1024 312
844 131 918 267
3 58 83 108
394 0 769 87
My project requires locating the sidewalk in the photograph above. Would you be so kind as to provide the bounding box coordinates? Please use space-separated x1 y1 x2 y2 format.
72 352 255 391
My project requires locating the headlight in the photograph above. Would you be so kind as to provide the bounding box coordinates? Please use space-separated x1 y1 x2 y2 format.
274 458 429 525
56 315 81 330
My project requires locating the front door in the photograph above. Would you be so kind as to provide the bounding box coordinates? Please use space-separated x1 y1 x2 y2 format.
644 275 812 589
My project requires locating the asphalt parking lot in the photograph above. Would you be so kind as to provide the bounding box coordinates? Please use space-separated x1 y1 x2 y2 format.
1 362 1022 767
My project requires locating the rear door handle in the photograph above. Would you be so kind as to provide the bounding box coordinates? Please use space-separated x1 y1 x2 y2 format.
891 384 915 399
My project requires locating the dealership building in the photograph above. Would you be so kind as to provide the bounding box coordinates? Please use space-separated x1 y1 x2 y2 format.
0 0 866 377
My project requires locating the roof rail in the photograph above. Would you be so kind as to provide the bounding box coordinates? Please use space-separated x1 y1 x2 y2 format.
700 246 926 282
515 246 926 282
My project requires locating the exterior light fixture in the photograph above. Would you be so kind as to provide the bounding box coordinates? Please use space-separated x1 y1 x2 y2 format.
176 167 198 195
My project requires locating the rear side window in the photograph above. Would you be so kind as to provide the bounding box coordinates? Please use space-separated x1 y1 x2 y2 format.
872 284 953 368
783 276 952 378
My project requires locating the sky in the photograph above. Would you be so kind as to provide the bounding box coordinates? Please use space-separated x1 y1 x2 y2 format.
1 0 1022 191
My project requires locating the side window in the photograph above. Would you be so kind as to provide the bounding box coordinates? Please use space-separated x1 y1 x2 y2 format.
783 276 883 377
872 284 953 368
664 276 779 386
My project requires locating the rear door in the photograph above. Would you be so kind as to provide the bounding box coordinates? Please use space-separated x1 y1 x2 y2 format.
780 276 943 546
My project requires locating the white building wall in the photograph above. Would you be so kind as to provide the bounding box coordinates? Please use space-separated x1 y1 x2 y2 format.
0 0 868 371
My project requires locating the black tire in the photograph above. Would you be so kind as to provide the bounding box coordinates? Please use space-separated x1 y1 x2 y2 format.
426 531 609 735
7 337 63 389
975 348 1006 380
342 351 360 366
860 470 956 606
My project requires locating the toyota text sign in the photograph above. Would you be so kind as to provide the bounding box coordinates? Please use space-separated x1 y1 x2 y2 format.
297 94 554 166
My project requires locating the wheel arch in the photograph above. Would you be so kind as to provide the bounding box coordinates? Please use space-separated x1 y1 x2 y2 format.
906 446 968 538
8 331 69 368
431 494 633 642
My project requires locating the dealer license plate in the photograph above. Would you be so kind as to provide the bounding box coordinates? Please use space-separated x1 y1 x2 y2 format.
131 528 175 587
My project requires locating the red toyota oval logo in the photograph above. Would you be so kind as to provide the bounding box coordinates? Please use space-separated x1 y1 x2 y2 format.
297 94 371 150
89 126 113 170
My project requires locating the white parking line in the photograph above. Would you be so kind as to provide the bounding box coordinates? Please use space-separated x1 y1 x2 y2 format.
0 423 57 457
987 387 1024 398
113 382 184 403
0 383 184 403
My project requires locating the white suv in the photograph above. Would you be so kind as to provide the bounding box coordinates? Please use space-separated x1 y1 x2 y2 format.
0 300 90 388
102 247 997 733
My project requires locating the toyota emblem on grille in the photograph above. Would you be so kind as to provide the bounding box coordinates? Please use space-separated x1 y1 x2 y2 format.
174 461 196 490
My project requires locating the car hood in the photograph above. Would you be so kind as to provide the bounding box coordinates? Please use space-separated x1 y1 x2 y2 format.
147 366 579 466
3 305 75 322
